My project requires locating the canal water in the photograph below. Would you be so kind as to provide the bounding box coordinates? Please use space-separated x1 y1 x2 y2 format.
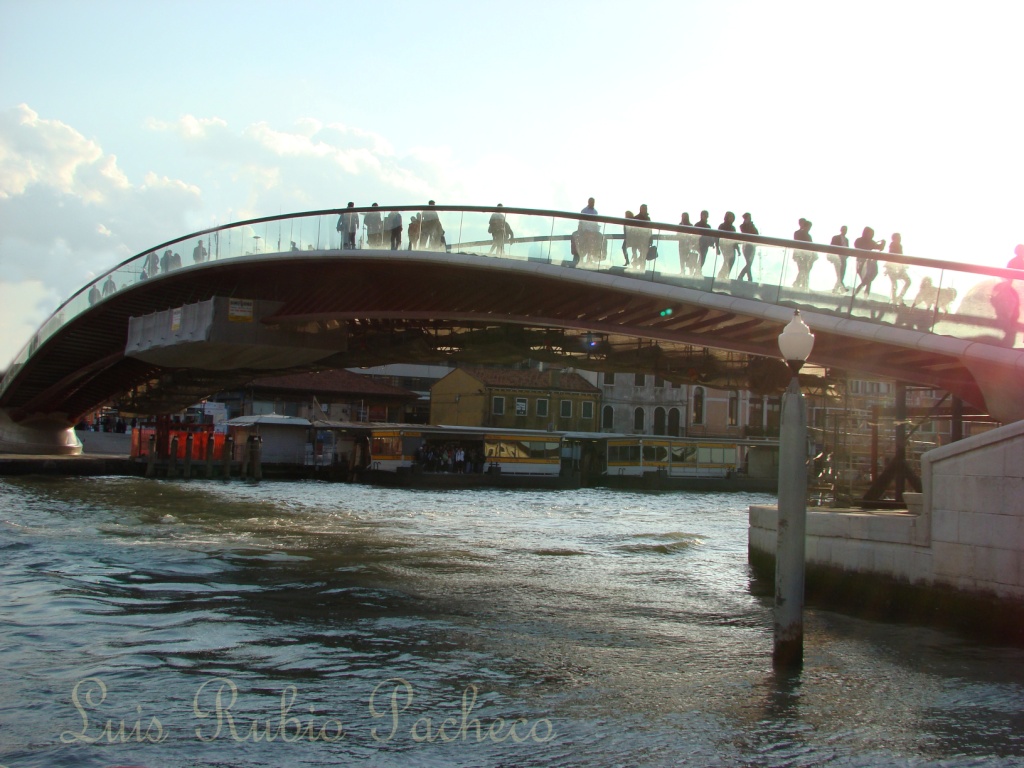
1 476 1022 767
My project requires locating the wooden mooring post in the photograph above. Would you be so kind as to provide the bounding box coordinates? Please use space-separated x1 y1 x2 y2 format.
222 436 234 480
183 433 194 481
145 435 157 478
167 435 179 479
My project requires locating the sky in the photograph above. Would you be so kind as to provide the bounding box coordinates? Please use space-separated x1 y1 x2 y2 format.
1 0 1021 367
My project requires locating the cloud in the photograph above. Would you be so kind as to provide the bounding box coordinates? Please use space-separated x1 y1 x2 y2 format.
0 105 468 365
0 104 103 199
0 279 61 368
0 105 204 331
145 114 229 140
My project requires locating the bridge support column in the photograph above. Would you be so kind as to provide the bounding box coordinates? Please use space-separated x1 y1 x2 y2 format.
0 409 81 455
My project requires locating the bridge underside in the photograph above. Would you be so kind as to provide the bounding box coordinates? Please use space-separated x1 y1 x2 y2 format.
1 252 1015 429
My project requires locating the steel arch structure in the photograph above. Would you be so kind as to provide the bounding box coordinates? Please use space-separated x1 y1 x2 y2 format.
2 205 1023 452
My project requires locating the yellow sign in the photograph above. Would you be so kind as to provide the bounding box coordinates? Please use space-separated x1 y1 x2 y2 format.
228 299 254 323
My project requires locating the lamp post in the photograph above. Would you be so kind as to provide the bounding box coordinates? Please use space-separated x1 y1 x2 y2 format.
774 309 815 670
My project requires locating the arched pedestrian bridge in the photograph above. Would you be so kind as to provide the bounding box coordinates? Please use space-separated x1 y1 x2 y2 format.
3 205 1023 453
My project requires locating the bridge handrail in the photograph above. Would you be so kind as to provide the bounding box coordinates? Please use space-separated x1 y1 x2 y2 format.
53 203 1024 292
4 205 1023 399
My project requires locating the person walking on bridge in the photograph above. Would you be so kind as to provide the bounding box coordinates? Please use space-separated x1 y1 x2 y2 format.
792 218 816 290
421 200 445 250
884 233 912 304
364 203 383 248
737 213 758 281
829 225 850 293
853 227 886 297
338 202 359 249
677 212 699 276
717 211 738 279
581 197 599 226
695 210 714 272
632 204 653 267
489 204 513 255
385 210 403 250
573 197 602 264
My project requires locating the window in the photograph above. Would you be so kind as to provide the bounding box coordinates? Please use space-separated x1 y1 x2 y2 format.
581 401 594 419
749 396 764 429
728 392 739 426
668 408 681 436
766 397 781 433
602 405 615 430
515 397 528 416
653 407 666 435
492 396 505 415
634 373 646 387
603 371 615 386
633 407 645 432
560 400 572 418
654 375 666 388
692 387 705 424
536 398 549 417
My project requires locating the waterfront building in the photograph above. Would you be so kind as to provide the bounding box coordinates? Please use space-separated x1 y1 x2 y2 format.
349 363 457 423
595 371 777 440
429 367 601 431
211 369 419 423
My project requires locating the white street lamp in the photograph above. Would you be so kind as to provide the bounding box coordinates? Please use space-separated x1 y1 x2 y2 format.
774 310 814 670
778 311 815 375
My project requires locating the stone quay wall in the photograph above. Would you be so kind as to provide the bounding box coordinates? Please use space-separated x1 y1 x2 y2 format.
749 419 1024 639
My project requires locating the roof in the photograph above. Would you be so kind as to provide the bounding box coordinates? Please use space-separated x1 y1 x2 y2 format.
246 369 419 401
225 413 311 427
444 367 600 393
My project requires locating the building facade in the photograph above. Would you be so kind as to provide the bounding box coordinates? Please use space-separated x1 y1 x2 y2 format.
212 370 419 423
430 367 601 431
594 371 780 439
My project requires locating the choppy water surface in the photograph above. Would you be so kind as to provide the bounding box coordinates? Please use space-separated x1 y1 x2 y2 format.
1 476 1022 767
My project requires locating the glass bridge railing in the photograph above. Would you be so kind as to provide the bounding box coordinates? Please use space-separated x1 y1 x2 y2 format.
3 205 1022 398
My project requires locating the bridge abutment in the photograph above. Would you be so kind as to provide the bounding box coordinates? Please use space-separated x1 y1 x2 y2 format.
0 409 82 455
749 419 1024 642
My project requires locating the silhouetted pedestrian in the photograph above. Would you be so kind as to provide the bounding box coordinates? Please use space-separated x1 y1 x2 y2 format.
421 200 445 250
364 203 383 248
695 210 714 270
1008 244 1024 270
853 227 886 297
884 233 911 304
792 218 816 290
385 210 403 250
338 202 359 249
717 211 738 279
829 225 850 293
488 204 513 255
738 213 758 281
